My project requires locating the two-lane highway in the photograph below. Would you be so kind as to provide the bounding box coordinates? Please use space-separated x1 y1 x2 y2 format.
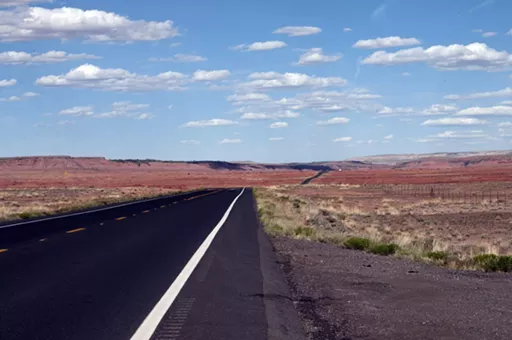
0 188 306 340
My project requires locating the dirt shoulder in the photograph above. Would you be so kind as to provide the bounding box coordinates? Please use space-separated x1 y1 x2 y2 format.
273 236 512 340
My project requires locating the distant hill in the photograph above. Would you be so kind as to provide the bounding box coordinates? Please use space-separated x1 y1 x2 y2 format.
2 150 512 172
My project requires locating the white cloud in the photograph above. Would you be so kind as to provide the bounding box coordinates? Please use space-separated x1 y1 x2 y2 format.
59 106 94 116
401 72 411 76
294 48 341 65
421 117 489 126
170 42 181 48
0 0 51 6
445 87 512 100
371 3 387 18
241 72 347 90
270 121 288 128
192 69 230 81
0 79 16 87
57 120 75 126
316 117 350 125
455 105 512 116
377 106 414 116
112 101 150 111
0 51 100 65
180 140 200 145
344 28 352 32
233 41 287 52
227 92 270 104
499 122 512 127
23 91 39 97
0 6 178 42
219 138 242 144
468 0 494 13
432 130 488 139
384 134 393 140
269 137 284 141
472 29 483 33
149 54 207 63
240 110 299 120
482 32 497 37
356 140 377 144
354 36 420 49
273 26 321 37
363 43 512 71
0 95 21 102
182 118 238 127
135 113 154 120
420 104 458 116
36 64 187 91
502 100 512 105
375 104 458 117
333 136 352 142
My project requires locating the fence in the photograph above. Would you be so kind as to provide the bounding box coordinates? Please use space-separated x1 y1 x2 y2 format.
376 184 508 204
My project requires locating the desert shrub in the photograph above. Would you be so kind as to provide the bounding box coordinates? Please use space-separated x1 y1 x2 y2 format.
369 243 399 256
266 224 285 237
18 212 42 220
473 254 499 272
294 226 314 238
426 251 449 263
496 256 512 272
292 198 303 210
343 237 371 250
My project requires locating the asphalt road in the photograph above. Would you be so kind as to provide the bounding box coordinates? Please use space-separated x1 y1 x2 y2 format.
0 188 305 340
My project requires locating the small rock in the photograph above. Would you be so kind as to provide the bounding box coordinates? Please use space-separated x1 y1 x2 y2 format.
408 270 419 274
363 264 372 267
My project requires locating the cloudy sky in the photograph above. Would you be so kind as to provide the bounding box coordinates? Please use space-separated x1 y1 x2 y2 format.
1 0 512 162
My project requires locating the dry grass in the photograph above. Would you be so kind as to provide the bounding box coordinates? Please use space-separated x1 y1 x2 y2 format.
255 183 512 271
0 187 178 221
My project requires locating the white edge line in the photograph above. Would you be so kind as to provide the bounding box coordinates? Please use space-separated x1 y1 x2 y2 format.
130 187 245 340
0 189 214 229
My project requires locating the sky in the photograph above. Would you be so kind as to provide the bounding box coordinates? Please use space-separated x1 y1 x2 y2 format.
1 0 512 162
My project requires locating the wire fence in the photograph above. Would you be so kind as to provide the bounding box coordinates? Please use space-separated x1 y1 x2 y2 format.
376 184 508 204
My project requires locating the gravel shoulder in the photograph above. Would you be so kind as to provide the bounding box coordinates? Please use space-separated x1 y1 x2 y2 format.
272 236 512 340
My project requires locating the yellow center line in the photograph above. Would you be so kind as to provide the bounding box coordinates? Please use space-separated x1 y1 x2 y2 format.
116 217 127 221
0 249 8 253
142 210 150 213
66 228 86 234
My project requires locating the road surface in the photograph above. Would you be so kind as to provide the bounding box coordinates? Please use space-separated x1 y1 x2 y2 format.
0 188 304 340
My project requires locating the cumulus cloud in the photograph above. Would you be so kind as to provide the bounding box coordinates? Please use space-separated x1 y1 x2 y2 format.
135 113 154 120
269 137 284 141
23 91 39 97
192 69 230 81
182 119 238 127
240 110 299 120
93 101 153 119
377 106 414 116
59 106 94 116
363 43 512 71
180 140 200 145
273 26 321 37
0 96 21 102
344 28 352 32
445 87 512 100
227 92 270 104
219 138 242 144
356 140 377 144
455 105 512 116
316 117 350 125
269 121 288 128
240 72 347 90
232 41 287 52
0 51 100 65
498 122 512 127
0 6 179 42
420 104 458 116
36 64 187 91
431 130 488 139
149 54 207 63
0 79 16 87
354 36 420 49
376 104 458 117
384 134 393 140
294 48 341 65
421 117 489 126
333 137 352 142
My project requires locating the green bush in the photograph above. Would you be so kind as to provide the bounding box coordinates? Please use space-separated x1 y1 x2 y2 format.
473 254 512 272
343 237 371 250
294 226 314 238
369 243 399 256
18 212 42 220
426 251 449 263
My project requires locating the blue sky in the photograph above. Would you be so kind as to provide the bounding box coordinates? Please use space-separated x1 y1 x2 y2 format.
1 0 512 162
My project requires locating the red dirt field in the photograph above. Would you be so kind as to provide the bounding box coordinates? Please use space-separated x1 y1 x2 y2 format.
314 165 512 185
